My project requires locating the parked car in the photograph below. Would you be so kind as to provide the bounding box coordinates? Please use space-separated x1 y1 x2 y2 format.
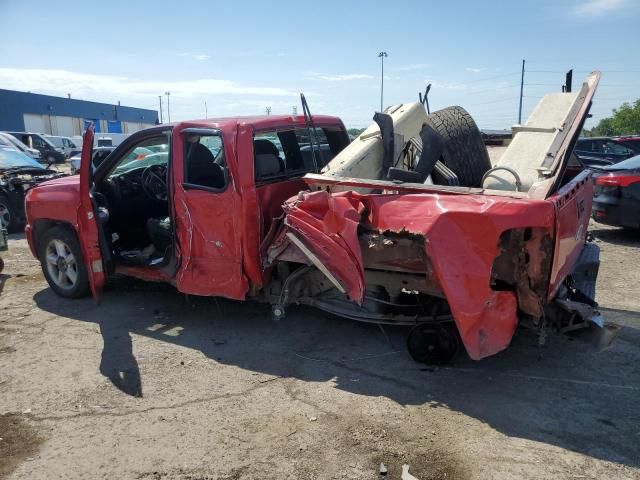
45 135 80 158
574 136 639 168
0 146 66 231
69 147 116 174
591 155 640 229
24 72 603 365
0 132 42 160
4 132 65 164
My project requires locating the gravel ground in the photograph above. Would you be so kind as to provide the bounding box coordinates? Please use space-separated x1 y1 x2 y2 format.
0 220 639 479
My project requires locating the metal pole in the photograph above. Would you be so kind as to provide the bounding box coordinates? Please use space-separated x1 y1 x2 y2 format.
158 95 163 123
204 101 208 119
378 51 387 112
518 59 525 124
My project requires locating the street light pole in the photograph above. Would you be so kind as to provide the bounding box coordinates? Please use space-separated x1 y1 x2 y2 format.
158 95 163 123
165 91 171 123
378 51 388 112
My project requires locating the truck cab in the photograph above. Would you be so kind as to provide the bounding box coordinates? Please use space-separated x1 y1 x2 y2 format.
24 115 350 302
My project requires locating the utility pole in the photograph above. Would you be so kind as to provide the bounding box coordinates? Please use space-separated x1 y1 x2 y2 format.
158 95 163 123
165 91 171 123
378 51 388 112
518 59 525 124
265 106 272 116
204 101 208 119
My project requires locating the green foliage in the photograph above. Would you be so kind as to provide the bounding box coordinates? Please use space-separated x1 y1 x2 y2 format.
585 99 640 137
347 128 366 138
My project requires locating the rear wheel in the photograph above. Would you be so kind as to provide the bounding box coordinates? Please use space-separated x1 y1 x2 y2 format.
424 106 491 187
38 226 90 298
407 323 460 365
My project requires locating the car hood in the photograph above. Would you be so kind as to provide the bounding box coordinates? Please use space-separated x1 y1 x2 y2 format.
30 174 79 191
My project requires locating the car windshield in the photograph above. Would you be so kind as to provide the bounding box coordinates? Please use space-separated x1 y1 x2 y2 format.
114 152 168 173
0 147 45 170
47 137 64 148
0 133 26 152
604 154 640 171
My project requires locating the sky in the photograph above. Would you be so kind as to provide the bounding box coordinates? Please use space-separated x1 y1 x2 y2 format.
0 0 639 129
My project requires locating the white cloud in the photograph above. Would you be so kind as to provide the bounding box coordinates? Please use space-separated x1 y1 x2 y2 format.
571 0 627 16
465 67 484 73
393 63 430 72
177 52 210 61
306 72 374 82
0 68 298 101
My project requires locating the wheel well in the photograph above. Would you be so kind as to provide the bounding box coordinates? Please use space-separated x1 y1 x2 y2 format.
32 219 77 254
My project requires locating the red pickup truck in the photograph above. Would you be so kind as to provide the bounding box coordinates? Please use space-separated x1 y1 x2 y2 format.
24 72 603 365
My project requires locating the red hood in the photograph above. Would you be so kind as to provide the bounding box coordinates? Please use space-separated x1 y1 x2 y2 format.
32 174 80 190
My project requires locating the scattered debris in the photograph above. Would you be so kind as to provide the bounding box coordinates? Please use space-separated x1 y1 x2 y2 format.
379 462 388 476
401 464 420 480
309 416 317 422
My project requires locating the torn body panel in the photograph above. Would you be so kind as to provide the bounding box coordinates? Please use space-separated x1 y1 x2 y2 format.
272 188 556 360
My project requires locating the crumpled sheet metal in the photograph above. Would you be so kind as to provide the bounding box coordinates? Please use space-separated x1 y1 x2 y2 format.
283 191 366 302
282 190 555 360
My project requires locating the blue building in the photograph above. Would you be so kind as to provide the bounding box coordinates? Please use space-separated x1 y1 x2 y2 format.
0 89 158 136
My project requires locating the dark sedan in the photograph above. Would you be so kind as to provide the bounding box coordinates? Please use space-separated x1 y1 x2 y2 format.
592 155 640 229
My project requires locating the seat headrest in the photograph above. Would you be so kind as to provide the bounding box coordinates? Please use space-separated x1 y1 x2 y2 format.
188 142 215 166
255 153 282 178
254 139 280 156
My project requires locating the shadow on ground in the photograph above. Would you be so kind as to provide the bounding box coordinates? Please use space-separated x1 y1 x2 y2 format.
591 225 640 247
33 280 640 468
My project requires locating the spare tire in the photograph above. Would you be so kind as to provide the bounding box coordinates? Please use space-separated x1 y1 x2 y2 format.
424 106 491 187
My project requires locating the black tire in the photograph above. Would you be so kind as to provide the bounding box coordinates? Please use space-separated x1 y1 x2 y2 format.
407 323 460 365
424 106 491 187
0 194 20 233
38 225 90 298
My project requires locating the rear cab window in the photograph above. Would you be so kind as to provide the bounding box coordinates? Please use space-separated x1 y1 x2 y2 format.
253 127 348 183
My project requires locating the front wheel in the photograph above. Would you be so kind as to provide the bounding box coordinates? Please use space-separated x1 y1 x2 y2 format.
0 194 20 233
38 226 90 298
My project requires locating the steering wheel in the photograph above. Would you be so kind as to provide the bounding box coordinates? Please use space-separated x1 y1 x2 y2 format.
141 165 168 201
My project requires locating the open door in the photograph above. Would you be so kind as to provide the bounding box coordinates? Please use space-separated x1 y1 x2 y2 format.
78 124 107 302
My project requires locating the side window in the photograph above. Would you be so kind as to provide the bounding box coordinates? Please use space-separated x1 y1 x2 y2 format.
254 127 347 182
184 133 227 190
32 136 46 149
604 141 630 155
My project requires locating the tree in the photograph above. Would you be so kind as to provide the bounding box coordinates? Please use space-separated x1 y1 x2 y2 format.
347 127 366 138
586 99 640 136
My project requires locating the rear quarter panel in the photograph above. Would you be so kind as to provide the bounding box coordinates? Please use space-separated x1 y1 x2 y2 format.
547 169 593 298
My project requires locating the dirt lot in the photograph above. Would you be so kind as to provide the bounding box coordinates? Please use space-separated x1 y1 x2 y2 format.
1 221 639 479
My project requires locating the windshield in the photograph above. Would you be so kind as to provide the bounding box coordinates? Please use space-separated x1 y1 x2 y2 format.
114 152 168 174
0 147 45 170
47 137 64 148
0 133 27 152
113 147 156 174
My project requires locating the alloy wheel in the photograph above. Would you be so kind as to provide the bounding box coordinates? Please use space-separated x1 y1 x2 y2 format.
45 239 79 289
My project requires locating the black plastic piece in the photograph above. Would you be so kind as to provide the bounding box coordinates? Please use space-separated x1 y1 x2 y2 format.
414 123 444 178
373 112 395 177
431 160 460 186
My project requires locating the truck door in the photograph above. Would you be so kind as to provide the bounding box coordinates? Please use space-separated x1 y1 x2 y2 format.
78 124 107 302
173 128 248 300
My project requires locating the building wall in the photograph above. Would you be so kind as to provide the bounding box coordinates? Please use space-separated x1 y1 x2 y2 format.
0 89 158 136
